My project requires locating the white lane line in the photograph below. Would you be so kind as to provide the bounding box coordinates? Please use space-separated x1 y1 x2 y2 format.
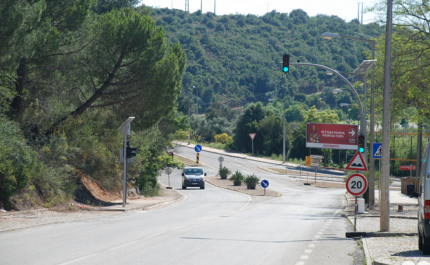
238 195 253 211
304 249 312 254
308 244 315 248
311 240 318 243
145 231 166 239
59 253 98 265
295 262 305 265
109 240 137 250
300 255 309 260
314 235 320 238
317 232 323 235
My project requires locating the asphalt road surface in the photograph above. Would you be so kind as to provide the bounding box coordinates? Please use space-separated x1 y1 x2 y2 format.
0 146 361 265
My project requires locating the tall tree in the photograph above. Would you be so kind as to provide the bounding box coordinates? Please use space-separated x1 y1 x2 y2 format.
46 8 187 135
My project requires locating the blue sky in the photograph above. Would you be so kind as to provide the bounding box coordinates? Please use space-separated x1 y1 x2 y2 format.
140 0 381 24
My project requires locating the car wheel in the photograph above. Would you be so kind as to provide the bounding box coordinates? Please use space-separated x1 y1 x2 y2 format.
182 186 186 190
201 185 205 190
419 229 424 251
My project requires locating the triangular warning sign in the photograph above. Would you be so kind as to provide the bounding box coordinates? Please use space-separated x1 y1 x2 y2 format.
374 145 382 157
346 151 368 171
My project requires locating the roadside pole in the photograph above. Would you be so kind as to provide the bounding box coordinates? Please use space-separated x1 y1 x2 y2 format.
380 0 393 232
118 117 135 208
249 133 256 155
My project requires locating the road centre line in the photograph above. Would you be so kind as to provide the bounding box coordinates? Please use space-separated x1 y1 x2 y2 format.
304 249 312 254
295 262 305 265
308 244 315 248
300 255 309 260
238 196 282 212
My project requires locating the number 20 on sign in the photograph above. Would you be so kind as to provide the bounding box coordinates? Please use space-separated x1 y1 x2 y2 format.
346 173 368 196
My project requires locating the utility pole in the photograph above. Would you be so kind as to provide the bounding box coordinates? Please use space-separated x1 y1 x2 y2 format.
369 40 376 210
358 3 360 23
201 0 202 13
214 0 216 15
361 3 364 25
380 0 393 232
188 87 191 145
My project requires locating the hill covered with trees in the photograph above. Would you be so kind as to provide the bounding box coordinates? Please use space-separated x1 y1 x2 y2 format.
147 7 383 113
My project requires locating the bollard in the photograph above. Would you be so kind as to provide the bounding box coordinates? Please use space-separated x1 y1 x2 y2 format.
398 205 403 212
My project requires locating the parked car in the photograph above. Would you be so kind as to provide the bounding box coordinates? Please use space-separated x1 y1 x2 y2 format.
182 166 206 189
419 142 430 254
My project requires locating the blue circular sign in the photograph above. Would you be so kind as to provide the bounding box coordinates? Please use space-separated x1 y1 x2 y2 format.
261 180 269 188
194 145 202 153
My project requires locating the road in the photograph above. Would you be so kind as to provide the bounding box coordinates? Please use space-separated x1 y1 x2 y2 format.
0 146 361 265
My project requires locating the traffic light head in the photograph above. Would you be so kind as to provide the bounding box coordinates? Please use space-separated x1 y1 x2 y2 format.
126 146 137 158
283 54 289 73
358 134 365 153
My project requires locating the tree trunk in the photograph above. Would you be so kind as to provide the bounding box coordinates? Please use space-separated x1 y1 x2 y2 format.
9 59 26 118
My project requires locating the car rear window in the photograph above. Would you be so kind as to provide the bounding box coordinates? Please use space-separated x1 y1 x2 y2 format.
184 168 203 175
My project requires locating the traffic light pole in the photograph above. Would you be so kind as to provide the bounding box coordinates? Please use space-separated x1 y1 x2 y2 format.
123 135 127 208
290 62 366 137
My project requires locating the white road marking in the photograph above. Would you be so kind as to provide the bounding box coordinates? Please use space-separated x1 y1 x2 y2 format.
109 240 137 250
308 244 315 248
317 232 323 235
59 253 98 265
295 262 305 265
300 255 309 260
304 249 312 254
314 235 320 238
145 231 166 238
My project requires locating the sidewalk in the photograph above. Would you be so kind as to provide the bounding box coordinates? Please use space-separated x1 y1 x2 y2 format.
0 186 184 232
344 190 428 265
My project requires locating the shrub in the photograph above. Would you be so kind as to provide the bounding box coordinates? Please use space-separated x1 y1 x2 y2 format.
218 166 231 179
244 174 260 189
214 133 232 144
0 119 37 201
230 171 245 186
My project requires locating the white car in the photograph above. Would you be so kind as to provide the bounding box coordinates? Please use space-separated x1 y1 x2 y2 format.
182 167 206 189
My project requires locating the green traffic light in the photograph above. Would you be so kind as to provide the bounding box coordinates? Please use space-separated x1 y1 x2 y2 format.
283 67 289 72
359 147 364 153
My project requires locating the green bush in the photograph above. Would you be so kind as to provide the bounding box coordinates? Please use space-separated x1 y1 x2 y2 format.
244 174 260 189
230 171 245 186
0 119 37 200
218 166 231 179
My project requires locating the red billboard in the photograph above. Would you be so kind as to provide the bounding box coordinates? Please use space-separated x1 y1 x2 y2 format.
306 123 359 150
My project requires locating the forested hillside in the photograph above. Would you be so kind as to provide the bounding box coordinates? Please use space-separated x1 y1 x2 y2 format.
148 7 383 113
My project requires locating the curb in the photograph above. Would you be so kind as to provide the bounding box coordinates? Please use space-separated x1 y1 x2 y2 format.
346 231 418 238
0 208 49 216
362 237 372 265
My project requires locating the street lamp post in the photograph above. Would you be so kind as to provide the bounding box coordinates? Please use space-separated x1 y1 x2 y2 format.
268 98 286 163
195 86 199 115
322 32 377 210
291 62 366 137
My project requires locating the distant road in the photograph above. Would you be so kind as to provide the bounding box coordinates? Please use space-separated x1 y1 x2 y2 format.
0 146 361 265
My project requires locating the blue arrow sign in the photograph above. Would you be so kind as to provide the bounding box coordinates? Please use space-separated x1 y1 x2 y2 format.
373 143 382 158
261 180 269 188
194 145 202 153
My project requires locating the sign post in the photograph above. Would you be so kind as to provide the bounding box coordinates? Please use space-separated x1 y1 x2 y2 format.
311 155 323 184
249 133 256 155
218 156 224 170
346 173 368 232
165 168 173 189
261 180 269 196
118 117 135 208
305 156 312 185
195 145 202 165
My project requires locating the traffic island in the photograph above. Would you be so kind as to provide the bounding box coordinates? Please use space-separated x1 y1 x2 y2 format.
205 176 280 197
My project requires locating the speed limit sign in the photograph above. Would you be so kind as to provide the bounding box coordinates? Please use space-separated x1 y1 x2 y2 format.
346 173 368 196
